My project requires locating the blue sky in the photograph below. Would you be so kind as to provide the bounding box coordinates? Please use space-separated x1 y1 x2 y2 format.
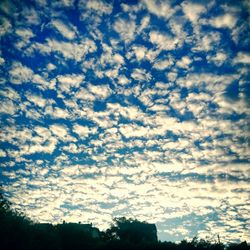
0 0 250 243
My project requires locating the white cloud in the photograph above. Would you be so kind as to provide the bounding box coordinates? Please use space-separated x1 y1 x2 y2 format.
78 0 113 28
34 126 52 139
138 15 150 33
114 18 137 44
107 103 145 121
0 57 5 66
127 46 150 62
131 68 152 82
142 0 176 20
88 84 111 99
98 43 125 68
75 88 95 102
0 149 7 157
0 125 58 156
206 51 227 66
51 19 76 40
167 72 178 82
210 13 237 29
192 32 221 52
15 27 34 41
118 75 130 85
9 61 34 84
26 93 47 108
118 122 163 139
176 72 237 93
25 137 57 155
47 63 56 71
233 52 250 64
0 87 20 101
153 58 174 70
45 106 71 119
52 0 75 8
148 104 169 112
138 89 155 106
57 74 84 86
133 46 147 61
21 7 41 25
113 53 124 64
0 17 12 37
90 110 116 128
182 2 206 23
214 94 249 115
104 68 119 79
176 56 192 69
33 74 47 87
121 2 143 13
50 124 68 138
50 38 96 60
0 99 17 115
140 50 159 64
149 31 179 51
62 143 80 153
57 74 84 93
73 124 97 137
32 38 97 62
85 0 113 15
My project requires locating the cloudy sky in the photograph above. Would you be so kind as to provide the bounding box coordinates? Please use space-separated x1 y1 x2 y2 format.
0 0 250 243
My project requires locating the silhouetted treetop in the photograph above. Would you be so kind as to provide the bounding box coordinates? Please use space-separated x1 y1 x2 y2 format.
105 217 157 243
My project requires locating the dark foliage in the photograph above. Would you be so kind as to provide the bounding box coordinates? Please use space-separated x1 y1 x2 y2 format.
104 217 157 243
0 191 249 250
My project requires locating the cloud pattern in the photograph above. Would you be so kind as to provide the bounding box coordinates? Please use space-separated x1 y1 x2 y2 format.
0 0 249 242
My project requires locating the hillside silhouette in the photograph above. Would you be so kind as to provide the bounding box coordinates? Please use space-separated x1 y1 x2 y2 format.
0 191 249 250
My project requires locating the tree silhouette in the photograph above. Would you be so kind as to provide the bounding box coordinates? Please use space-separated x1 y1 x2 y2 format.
0 188 32 250
105 217 158 244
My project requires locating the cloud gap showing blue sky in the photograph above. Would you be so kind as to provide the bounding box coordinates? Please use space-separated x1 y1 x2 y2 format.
0 0 249 243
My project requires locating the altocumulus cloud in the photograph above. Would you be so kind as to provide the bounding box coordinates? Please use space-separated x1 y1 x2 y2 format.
0 0 249 243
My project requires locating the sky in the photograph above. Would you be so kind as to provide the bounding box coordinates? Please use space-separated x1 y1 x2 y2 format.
0 0 250 243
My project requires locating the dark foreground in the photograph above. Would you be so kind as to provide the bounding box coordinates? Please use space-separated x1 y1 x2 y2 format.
1 192 249 250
